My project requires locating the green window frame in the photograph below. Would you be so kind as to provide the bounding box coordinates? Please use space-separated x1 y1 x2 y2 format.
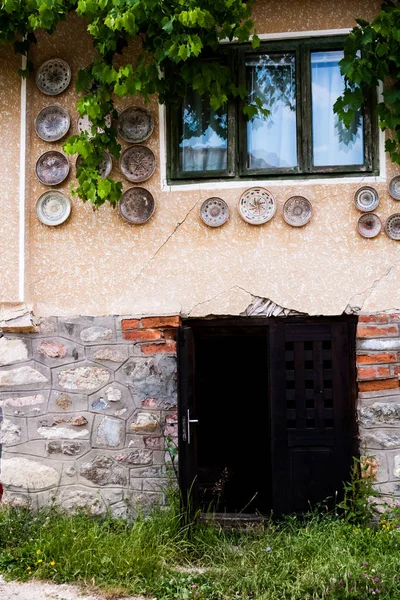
167 36 379 184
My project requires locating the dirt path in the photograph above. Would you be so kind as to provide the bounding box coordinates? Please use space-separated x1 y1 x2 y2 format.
0 575 147 600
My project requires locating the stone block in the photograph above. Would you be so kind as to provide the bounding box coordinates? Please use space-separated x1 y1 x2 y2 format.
54 486 106 515
37 317 58 336
375 482 400 497
89 382 136 419
361 452 389 483
86 345 129 370
0 391 49 416
52 362 112 392
93 415 125 448
0 303 35 332
130 412 160 433
358 338 400 352
1 491 37 509
125 435 145 449
360 428 400 449
5 439 48 458
116 354 177 406
33 338 84 367
142 478 169 493
1 457 61 491
130 466 164 478
359 403 400 427
115 449 152 465
28 414 92 441
0 416 27 446
0 337 29 366
79 455 128 487
47 390 88 414
45 439 90 459
58 317 115 344
0 362 50 390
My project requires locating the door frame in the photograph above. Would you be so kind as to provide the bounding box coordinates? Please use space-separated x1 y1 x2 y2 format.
178 316 358 516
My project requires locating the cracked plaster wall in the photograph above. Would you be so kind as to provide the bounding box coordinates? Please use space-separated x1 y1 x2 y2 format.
4 0 400 319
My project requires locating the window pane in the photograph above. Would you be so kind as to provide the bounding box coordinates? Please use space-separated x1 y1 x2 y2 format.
311 50 364 167
179 91 227 172
246 53 297 169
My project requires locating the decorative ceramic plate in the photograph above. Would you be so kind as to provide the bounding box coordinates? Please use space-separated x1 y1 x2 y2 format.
385 213 400 240
119 187 155 224
389 176 400 200
35 59 71 95
117 107 154 143
238 187 276 225
357 213 382 238
354 186 379 212
36 151 70 186
119 145 156 183
77 114 112 138
35 105 70 142
283 196 312 227
36 190 71 226
76 151 112 179
200 197 229 227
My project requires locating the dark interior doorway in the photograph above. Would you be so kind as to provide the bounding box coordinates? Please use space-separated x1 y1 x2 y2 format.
196 328 270 513
178 318 358 517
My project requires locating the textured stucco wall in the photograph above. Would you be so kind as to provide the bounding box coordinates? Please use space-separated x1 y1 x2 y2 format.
5 0 400 319
0 45 21 302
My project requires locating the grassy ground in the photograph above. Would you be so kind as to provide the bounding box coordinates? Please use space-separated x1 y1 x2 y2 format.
0 494 399 599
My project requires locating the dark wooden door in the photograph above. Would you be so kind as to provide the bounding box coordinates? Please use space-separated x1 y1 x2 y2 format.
177 326 199 511
270 321 356 515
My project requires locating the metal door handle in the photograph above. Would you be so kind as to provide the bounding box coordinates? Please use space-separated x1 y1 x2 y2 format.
187 409 198 444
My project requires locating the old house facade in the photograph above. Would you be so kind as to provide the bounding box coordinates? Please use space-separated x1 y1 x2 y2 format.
1 0 400 516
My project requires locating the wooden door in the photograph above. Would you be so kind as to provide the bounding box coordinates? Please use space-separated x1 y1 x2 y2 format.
177 326 199 512
270 321 356 515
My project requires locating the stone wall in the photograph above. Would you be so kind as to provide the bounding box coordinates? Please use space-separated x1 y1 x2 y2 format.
357 313 400 502
0 316 179 514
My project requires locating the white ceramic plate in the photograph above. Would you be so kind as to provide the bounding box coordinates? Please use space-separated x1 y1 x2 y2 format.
117 107 154 143
36 58 71 95
119 145 156 183
35 105 70 142
36 190 71 226
200 197 229 227
283 196 312 227
354 186 379 212
238 187 276 225
357 213 382 238
385 213 400 240
389 176 400 200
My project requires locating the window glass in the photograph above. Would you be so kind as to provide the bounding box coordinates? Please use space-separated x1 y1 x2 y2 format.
311 50 364 166
179 91 227 172
246 53 297 169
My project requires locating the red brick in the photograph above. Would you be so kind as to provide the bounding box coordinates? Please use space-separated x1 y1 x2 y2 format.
140 316 181 329
357 366 390 380
164 328 177 341
359 315 379 323
123 329 162 341
357 353 397 364
121 319 140 331
358 378 399 392
357 325 398 338
392 365 400 377
141 341 177 355
390 314 400 322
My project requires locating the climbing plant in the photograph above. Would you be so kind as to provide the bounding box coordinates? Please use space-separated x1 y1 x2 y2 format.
334 0 400 165
0 0 262 207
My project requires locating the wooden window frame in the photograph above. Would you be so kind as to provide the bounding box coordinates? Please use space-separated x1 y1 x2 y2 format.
167 36 379 183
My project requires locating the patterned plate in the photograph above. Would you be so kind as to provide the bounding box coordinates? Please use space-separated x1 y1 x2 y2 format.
36 190 71 226
119 187 155 224
36 151 70 186
76 151 112 179
200 197 229 227
283 196 312 227
77 114 112 138
389 176 400 200
35 59 71 95
35 105 70 142
357 213 382 238
117 107 154 143
119 145 156 183
385 213 400 240
238 187 276 225
354 186 379 212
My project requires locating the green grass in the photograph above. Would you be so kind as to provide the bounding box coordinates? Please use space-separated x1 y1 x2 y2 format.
0 497 400 599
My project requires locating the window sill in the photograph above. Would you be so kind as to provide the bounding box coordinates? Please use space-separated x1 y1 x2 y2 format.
161 172 386 193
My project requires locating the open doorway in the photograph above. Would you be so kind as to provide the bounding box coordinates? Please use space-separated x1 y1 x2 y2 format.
178 318 357 517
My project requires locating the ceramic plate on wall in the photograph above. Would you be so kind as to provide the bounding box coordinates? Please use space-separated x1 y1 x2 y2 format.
36 59 71 95
77 114 112 138
117 107 154 143
283 196 312 227
76 151 112 179
385 213 400 240
36 190 71 226
119 145 156 183
354 186 379 212
200 197 229 227
389 176 400 200
119 187 155 224
238 187 276 225
357 213 382 238
35 105 70 142
36 151 70 186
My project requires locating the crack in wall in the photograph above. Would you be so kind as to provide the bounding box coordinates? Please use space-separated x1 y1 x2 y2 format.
345 261 400 314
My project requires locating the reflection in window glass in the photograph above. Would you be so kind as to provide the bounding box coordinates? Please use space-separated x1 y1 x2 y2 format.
246 53 297 169
311 50 364 166
179 91 227 172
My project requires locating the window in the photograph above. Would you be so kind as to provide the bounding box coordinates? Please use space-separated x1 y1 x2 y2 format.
168 37 378 182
